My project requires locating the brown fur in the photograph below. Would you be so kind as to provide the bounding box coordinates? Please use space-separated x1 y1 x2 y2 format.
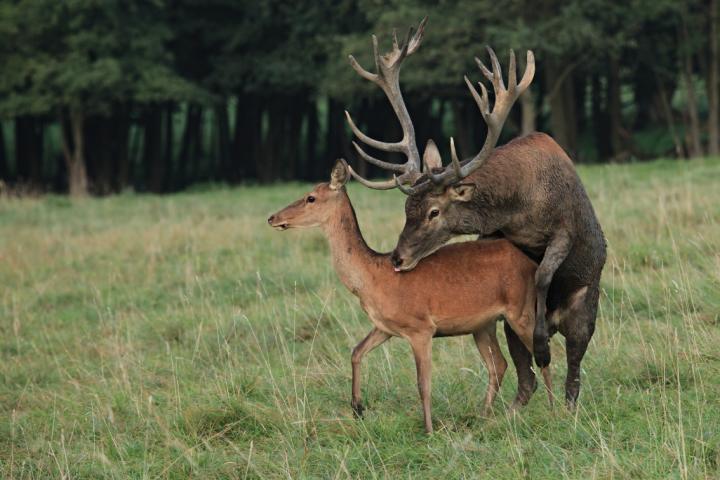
268 162 552 433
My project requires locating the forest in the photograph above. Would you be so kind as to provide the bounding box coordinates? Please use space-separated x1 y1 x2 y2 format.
0 0 717 196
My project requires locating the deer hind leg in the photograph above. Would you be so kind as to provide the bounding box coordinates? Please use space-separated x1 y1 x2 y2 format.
473 324 508 416
408 333 434 434
503 320 537 410
561 283 598 410
511 304 554 409
351 328 391 417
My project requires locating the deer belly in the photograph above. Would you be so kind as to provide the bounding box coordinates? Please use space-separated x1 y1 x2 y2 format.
362 302 415 336
432 310 504 337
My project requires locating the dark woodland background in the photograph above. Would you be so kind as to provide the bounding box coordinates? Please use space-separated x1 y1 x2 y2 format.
0 0 717 196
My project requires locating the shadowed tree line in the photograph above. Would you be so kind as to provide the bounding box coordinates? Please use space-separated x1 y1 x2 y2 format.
0 0 717 196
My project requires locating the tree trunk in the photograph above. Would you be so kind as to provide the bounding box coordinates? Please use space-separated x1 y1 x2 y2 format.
179 104 198 187
260 99 285 182
325 97 350 177
87 116 114 195
633 58 659 129
215 102 231 181
144 108 165 192
115 104 131 192
657 80 685 158
520 89 536 135
233 94 261 181
451 98 480 161
546 59 577 158
61 109 89 197
304 98 318 180
0 121 7 181
163 103 174 189
708 0 719 156
430 99 447 153
607 57 624 160
286 96 304 180
128 124 142 188
591 75 609 161
681 15 704 157
574 74 588 136
15 117 44 187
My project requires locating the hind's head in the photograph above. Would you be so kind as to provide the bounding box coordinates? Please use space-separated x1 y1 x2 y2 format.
267 160 350 230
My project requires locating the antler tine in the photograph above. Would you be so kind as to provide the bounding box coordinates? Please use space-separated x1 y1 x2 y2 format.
351 141 406 172
347 165 400 190
344 110 404 152
507 49 517 92
393 174 434 195
449 137 462 177
475 47 505 91
400 27 412 58
518 50 535 91
372 35 381 77
345 17 428 193
407 16 427 54
475 56 493 82
464 76 489 120
348 54 377 82
486 46 505 91
394 175 414 194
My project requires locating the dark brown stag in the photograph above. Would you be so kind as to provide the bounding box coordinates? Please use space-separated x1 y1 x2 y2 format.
345 18 606 408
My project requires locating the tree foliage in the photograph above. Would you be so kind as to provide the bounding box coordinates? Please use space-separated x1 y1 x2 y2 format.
0 0 716 195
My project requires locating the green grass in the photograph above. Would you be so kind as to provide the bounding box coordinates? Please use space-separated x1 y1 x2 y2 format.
1 158 719 479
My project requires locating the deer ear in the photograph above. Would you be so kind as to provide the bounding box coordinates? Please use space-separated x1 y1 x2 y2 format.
329 159 349 190
448 183 475 202
423 139 442 172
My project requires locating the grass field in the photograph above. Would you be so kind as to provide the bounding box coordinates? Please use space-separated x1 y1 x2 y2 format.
1 158 719 479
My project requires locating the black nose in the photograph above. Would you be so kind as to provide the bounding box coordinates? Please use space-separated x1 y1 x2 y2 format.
391 251 404 268
267 215 275 225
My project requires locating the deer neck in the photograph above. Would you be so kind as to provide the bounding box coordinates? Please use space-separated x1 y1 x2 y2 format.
322 190 382 295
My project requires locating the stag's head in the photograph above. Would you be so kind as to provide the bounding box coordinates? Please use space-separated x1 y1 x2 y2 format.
389 182 478 270
268 160 349 230
344 17 534 271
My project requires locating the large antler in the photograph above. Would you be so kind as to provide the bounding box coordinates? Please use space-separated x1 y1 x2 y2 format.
345 17 427 189
397 47 535 195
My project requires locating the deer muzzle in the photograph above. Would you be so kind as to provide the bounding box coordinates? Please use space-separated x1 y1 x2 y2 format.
390 249 420 272
267 214 289 231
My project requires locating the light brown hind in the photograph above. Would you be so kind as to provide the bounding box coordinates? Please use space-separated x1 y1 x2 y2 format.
268 160 551 433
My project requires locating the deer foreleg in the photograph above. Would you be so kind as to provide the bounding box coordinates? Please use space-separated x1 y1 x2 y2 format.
351 328 390 417
533 232 571 367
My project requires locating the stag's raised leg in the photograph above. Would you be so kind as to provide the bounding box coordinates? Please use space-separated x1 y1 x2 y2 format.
533 232 571 368
351 328 391 417
473 325 508 415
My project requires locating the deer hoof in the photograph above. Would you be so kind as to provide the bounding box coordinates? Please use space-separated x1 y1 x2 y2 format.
533 337 551 367
351 401 364 418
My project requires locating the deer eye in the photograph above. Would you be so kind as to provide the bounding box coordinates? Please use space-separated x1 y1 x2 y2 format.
428 209 440 220
307 196 315 203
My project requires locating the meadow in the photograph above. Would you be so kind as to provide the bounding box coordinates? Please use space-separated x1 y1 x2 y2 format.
1 157 719 479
